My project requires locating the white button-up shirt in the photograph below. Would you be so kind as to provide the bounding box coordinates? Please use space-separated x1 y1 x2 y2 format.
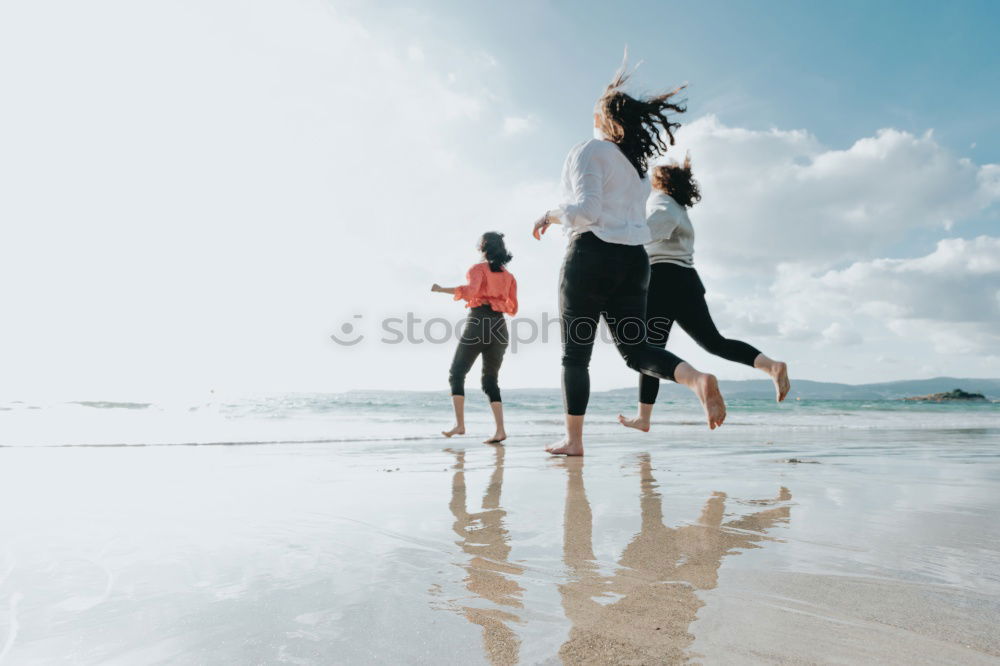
551 139 652 246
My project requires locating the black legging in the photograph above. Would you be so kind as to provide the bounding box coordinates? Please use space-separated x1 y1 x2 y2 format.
449 305 508 403
560 232 686 415
640 262 761 405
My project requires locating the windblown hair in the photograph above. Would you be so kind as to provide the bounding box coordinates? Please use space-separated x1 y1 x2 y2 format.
479 231 513 272
651 153 701 208
596 59 687 177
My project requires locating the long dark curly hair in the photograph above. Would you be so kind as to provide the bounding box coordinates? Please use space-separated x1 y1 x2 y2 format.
651 153 701 208
479 231 513 272
596 59 687 177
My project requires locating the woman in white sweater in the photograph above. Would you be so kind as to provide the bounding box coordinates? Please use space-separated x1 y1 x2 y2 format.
532 67 726 456
619 156 790 433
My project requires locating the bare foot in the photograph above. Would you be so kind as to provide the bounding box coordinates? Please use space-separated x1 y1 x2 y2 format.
770 361 790 402
442 425 465 438
694 374 726 430
545 438 584 456
484 432 507 444
617 414 650 432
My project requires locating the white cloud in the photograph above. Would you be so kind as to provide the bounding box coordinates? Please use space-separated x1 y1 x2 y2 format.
821 322 863 347
502 115 539 136
760 236 1000 353
670 117 1000 279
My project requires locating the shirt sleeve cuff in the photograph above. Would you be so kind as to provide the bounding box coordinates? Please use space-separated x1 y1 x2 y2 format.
547 208 569 226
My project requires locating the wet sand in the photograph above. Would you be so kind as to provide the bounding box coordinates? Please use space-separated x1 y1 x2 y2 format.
1 423 999 664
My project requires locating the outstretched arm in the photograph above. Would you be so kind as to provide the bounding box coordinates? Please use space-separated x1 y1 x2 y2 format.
435 266 484 300
534 143 604 240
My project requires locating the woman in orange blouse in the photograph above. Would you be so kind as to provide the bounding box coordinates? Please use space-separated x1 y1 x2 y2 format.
432 232 518 444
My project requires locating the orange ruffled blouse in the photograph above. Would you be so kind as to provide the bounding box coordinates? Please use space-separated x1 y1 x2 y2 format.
453 263 518 315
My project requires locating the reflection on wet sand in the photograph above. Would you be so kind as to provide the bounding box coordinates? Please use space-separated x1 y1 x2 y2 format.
558 454 791 664
440 449 790 665
445 446 524 665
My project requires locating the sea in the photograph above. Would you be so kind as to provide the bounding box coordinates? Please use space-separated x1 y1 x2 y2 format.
2 389 998 448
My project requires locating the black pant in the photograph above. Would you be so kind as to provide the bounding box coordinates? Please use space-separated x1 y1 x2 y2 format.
640 262 761 404
448 305 508 403
560 232 685 415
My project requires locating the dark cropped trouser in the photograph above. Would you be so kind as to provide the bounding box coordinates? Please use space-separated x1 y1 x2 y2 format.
448 305 507 403
560 232 685 415
639 262 761 404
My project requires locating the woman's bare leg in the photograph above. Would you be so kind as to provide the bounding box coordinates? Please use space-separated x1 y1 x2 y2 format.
546 414 585 456
621 365 724 431
673 362 726 429
618 402 653 432
484 401 507 444
620 356 786 431
442 395 466 437
754 354 791 402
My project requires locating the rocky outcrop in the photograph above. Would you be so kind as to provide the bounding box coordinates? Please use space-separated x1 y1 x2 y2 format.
904 388 988 402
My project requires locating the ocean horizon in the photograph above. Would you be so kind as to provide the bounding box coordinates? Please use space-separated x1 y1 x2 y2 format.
2 376 998 448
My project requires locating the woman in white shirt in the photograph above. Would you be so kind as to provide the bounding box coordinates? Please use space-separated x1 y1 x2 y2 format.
618 157 790 433
532 67 726 456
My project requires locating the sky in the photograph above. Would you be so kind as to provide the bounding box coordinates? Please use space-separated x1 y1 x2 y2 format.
1 0 998 399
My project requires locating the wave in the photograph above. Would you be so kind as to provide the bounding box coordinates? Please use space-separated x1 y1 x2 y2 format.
70 401 152 410
0 434 508 449
3 422 998 449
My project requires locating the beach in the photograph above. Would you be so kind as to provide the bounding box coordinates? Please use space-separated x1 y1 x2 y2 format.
1 394 999 664
4 0 999 662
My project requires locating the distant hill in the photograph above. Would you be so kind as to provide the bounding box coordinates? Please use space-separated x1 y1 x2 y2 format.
595 377 1000 401
345 378 1000 403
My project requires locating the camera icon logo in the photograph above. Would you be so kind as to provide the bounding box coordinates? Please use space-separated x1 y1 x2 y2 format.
330 315 365 346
